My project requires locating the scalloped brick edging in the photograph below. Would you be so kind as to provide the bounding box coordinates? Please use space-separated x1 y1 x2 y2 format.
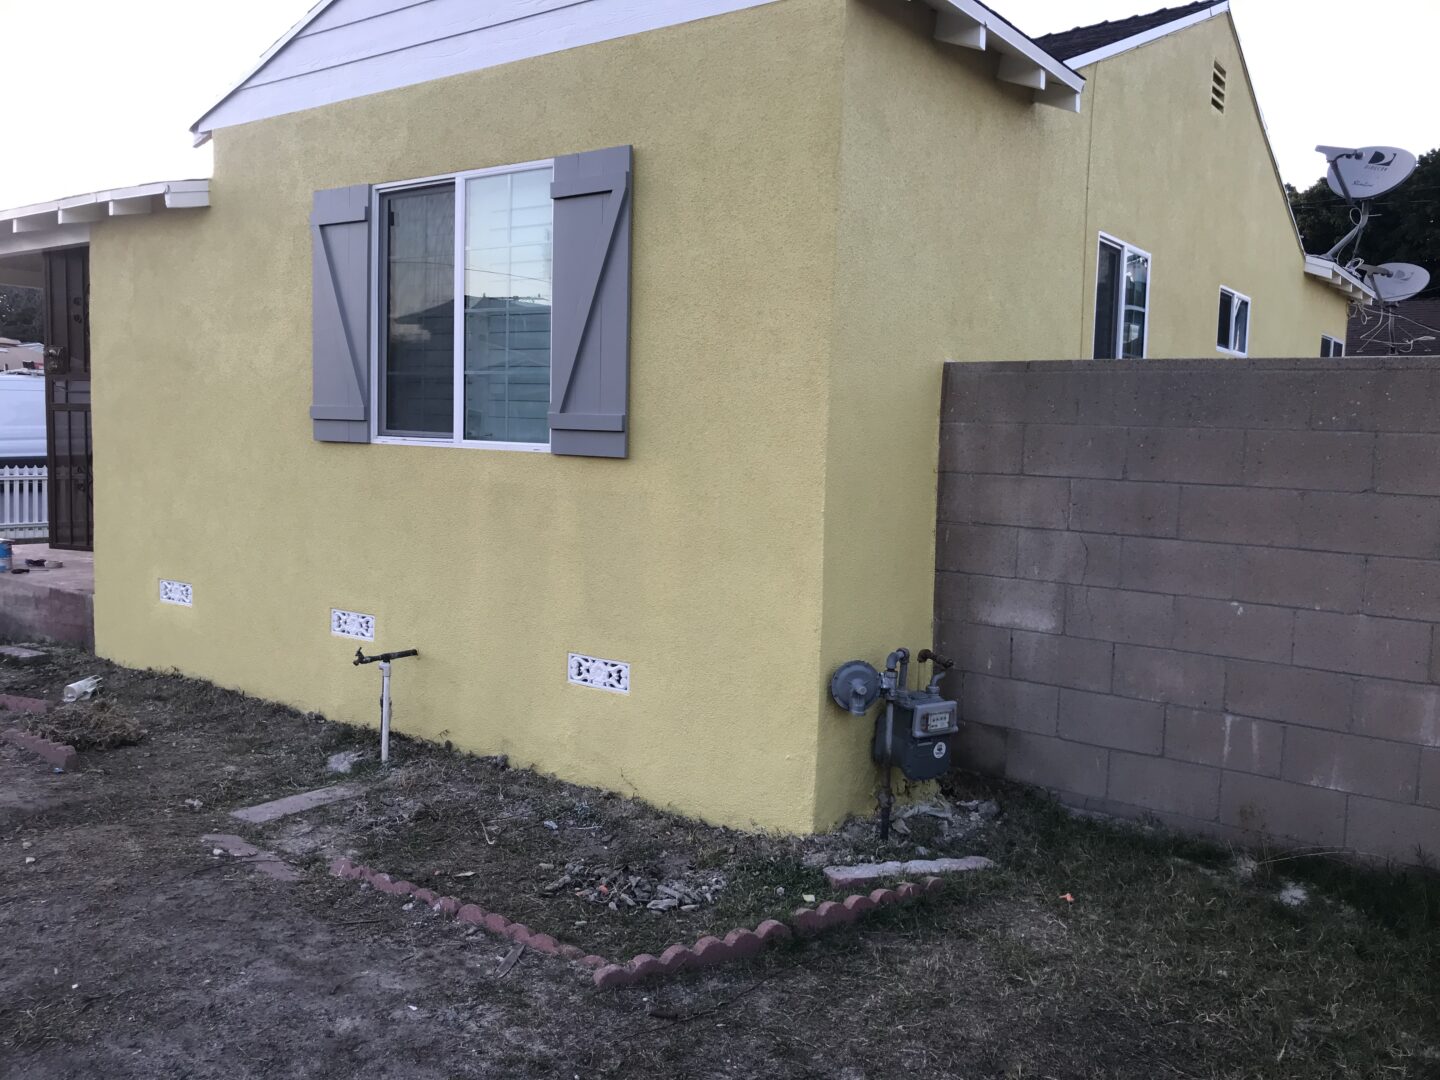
1 728 77 772
328 858 603 969
590 875 947 990
329 858 952 991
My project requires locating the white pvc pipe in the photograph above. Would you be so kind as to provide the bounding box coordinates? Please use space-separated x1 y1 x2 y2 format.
379 661 392 764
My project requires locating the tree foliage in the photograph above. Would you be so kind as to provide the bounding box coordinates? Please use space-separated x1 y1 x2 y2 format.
1287 148 1440 276
0 285 43 342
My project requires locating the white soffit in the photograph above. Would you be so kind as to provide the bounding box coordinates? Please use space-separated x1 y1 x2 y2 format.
0 180 210 256
1060 3 1230 68
924 0 1085 112
1305 255 1377 303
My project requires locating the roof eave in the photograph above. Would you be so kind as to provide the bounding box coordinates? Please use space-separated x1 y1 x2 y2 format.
924 0 1087 112
1305 255 1377 303
1059 2 1230 69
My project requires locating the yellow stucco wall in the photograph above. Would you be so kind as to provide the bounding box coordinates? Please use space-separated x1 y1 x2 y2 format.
91 0 844 834
88 0 1354 836
1077 15 1349 359
806 0 1351 825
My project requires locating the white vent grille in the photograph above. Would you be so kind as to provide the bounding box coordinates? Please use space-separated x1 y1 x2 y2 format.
331 609 375 641
159 580 193 606
568 653 630 694
1211 61 1227 112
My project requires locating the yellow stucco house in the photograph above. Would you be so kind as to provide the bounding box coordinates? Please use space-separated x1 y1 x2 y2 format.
0 0 1366 833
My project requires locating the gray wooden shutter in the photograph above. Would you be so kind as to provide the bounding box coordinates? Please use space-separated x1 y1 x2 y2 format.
311 185 371 443
549 145 632 458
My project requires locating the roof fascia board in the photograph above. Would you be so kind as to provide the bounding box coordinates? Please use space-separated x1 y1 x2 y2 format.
0 182 211 249
1061 2 1229 68
1305 255 1377 302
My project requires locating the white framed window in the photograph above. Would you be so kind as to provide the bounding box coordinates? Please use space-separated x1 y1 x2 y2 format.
371 159 554 451
1321 334 1345 358
1094 234 1151 360
1216 286 1251 357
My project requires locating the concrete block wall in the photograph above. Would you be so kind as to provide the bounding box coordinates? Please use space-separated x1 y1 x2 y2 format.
937 358 1440 865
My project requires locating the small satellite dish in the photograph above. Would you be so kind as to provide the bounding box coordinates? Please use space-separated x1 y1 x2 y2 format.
1370 262 1430 304
1318 145 1418 201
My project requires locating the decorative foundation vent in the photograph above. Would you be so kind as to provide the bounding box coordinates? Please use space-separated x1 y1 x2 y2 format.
159 580 193 606
568 653 630 694
331 609 375 641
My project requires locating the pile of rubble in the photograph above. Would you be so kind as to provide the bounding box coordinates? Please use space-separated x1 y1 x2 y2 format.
540 861 726 913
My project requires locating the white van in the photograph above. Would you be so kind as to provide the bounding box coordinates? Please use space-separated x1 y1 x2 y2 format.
0 370 46 463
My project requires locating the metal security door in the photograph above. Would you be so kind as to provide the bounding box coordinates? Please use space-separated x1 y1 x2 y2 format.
43 248 92 551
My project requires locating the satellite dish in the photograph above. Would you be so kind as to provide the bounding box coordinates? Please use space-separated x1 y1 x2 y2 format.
1319 145 1418 201
1370 262 1430 304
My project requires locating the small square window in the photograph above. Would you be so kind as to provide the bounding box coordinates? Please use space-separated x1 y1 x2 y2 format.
1217 287 1250 356
1321 334 1345 358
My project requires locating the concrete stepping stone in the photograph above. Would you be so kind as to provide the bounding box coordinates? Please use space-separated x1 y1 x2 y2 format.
823 855 995 889
229 783 364 824
203 833 302 882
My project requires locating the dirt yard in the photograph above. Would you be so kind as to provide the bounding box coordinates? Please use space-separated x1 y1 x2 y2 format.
2 647 1437 1079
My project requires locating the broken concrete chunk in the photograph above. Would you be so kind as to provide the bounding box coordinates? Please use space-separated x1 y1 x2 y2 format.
326 749 371 774
0 646 46 665
822 856 996 889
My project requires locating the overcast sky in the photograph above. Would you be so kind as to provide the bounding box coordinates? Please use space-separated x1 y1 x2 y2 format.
0 0 1434 209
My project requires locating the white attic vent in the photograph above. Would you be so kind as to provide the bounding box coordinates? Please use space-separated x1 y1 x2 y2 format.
331 609 375 641
1211 61 1227 112
159 580 193 606
569 653 630 694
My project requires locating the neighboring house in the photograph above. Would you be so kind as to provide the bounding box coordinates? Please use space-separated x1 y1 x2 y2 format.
1346 298 1440 356
0 0 1364 833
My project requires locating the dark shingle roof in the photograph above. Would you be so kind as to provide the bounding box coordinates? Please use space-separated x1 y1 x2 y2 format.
1034 1 1219 62
1347 298 1440 356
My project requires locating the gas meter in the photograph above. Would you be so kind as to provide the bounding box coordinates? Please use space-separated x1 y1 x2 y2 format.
829 647 960 837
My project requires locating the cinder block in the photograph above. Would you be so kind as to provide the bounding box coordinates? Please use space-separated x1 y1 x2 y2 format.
1112 645 1224 709
1220 772 1348 847
1224 660 1352 730
1363 558 1440 622
1022 371 1118 425
1345 796 1440 865
1178 486 1303 547
1298 492 1440 560
1232 547 1364 613
961 675 1058 735
1124 427 1245 485
1119 370 1306 429
1370 368 1440 434
1022 425 1126 479
1069 479 1179 538
1065 586 1174 646
1163 707 1282 777
1011 630 1113 693
1310 370 1379 431
1293 610 1431 682
1016 530 1122 586
1006 731 1109 798
938 473 1070 529
937 573 1064 633
1353 678 1440 747
1242 430 1375 492
953 720 1007 775
1171 596 1294 664
1374 434 1440 496
942 367 1028 424
1282 727 1418 802
1421 750 1440 808
1120 537 1236 600
1057 689 1163 753
934 621 1011 678
1108 751 1220 820
939 422 1024 474
936 523 1018 577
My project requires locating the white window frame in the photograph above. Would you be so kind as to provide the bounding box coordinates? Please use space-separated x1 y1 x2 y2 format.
1094 232 1152 360
369 157 555 453
1321 334 1345 358
1216 285 1251 358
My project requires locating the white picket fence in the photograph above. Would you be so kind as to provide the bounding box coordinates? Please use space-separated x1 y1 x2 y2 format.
0 465 47 540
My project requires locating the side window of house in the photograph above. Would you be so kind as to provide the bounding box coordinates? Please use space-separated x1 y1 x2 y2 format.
1321 335 1345 358
1216 287 1251 356
379 166 553 446
309 146 633 458
1094 235 1150 360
